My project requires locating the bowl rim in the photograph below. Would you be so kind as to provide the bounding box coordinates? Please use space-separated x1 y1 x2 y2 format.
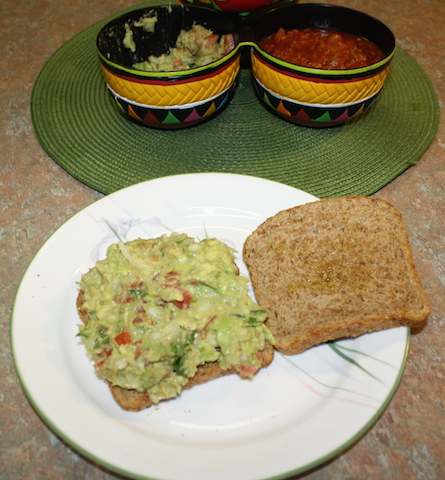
248 45 395 76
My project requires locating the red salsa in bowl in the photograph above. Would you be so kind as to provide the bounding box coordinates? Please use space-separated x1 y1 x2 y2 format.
259 27 385 69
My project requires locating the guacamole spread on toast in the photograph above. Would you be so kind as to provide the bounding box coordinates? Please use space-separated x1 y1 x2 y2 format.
78 233 273 404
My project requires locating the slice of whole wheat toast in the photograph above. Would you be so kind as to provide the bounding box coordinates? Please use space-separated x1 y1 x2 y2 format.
243 196 430 355
76 291 274 411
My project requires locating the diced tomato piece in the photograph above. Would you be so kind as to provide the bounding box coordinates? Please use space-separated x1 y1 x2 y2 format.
237 364 259 378
203 34 219 49
238 364 259 372
165 271 181 284
171 288 193 309
114 293 133 304
163 282 193 309
224 34 235 54
95 348 112 368
114 331 132 345
134 344 143 359
129 280 143 289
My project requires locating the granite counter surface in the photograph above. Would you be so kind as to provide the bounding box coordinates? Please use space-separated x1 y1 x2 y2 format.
1 0 444 479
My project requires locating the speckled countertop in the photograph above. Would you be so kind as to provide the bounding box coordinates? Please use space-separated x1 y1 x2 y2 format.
1 0 444 479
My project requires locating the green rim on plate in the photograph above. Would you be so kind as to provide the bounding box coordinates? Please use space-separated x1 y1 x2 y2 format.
31 1 439 198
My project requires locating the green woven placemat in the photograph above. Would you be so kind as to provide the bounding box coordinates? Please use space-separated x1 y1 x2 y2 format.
31 2 439 198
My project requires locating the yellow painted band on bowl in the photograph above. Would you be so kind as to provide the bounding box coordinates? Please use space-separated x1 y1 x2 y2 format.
251 53 390 105
101 57 240 107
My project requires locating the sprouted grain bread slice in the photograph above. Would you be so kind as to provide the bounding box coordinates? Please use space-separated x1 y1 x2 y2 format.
243 196 430 355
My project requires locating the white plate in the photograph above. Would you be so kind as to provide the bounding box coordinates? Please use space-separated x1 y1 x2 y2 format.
11 173 408 480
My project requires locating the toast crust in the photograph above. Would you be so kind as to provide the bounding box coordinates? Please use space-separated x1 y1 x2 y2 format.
76 291 274 411
243 196 430 355
108 344 274 411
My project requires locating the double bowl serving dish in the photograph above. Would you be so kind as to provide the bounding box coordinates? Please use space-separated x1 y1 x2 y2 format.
96 2 395 129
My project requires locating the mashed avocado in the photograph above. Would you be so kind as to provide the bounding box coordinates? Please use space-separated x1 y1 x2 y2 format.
123 16 157 53
78 233 274 404
126 20 235 71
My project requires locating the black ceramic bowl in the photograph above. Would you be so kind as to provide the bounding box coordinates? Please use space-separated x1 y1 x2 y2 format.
248 3 396 127
96 4 242 128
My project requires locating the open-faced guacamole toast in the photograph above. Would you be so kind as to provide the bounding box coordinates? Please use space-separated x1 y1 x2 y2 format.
77 233 274 411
